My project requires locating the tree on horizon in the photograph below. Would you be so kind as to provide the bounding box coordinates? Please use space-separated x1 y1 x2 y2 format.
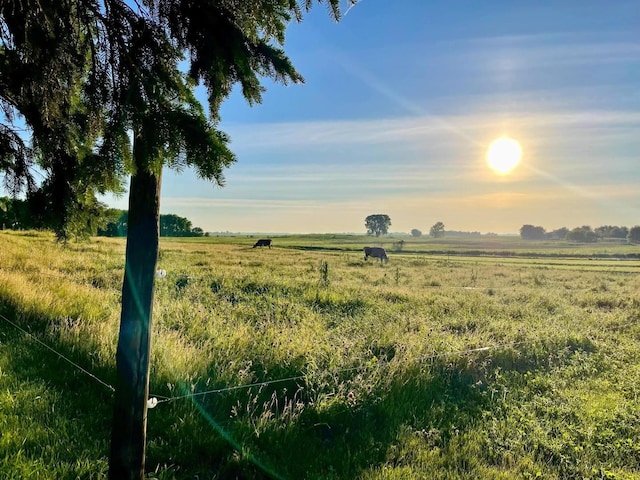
365 214 391 237
627 226 640 244
520 224 546 240
430 221 445 238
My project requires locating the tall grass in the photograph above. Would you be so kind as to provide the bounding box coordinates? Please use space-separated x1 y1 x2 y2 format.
0 230 639 479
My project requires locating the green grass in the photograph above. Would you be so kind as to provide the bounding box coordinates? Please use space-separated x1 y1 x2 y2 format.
0 230 639 479
188 233 640 259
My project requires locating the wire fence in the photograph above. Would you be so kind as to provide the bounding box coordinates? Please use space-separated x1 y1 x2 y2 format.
1 240 638 407
0 311 115 393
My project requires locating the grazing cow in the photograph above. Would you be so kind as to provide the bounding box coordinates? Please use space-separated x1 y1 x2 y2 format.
253 238 272 249
364 246 388 263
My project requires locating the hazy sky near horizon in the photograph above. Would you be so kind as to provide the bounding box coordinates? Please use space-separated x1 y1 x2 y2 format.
109 0 639 234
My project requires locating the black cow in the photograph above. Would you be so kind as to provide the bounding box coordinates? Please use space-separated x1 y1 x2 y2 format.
253 238 272 249
364 246 388 263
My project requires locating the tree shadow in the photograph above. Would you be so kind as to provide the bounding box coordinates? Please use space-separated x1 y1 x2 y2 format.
0 304 114 475
144 357 491 479
147 336 600 479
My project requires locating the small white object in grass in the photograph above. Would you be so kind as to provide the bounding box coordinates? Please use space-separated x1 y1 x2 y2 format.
155 269 167 279
147 397 158 409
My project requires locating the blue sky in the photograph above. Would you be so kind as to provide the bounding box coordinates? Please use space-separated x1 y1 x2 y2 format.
112 0 639 234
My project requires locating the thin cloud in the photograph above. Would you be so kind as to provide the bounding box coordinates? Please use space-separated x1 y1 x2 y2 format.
471 34 640 68
223 109 640 151
162 196 373 211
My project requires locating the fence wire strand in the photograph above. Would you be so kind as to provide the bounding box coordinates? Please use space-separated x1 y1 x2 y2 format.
0 311 115 393
1 300 637 407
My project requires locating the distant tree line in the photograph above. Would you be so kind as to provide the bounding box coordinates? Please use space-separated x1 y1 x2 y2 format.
0 197 41 230
0 196 107 236
445 230 483 237
98 210 205 237
0 198 204 238
520 224 640 243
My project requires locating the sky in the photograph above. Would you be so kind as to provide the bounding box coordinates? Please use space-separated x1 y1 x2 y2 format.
110 0 639 234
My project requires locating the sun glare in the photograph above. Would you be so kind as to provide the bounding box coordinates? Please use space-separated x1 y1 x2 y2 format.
487 137 522 175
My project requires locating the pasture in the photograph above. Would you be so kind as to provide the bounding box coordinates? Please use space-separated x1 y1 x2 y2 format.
0 230 639 479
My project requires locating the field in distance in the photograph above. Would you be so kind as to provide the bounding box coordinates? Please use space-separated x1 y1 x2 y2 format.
0 230 639 479
178 232 640 256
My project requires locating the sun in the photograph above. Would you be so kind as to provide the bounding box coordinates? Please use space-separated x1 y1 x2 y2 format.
487 137 522 175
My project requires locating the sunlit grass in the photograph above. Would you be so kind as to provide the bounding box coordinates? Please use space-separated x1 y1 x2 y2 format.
0 230 639 478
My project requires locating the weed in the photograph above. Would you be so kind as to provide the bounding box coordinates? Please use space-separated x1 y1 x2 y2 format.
175 274 190 290
470 267 478 285
319 260 330 287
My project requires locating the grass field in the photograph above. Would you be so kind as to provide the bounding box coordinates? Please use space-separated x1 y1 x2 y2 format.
1 230 639 479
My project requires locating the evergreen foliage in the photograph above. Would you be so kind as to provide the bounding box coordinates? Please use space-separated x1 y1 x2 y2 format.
1 0 344 239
